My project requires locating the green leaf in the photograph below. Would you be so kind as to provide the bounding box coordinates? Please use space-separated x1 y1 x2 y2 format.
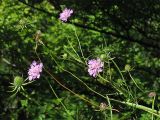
20 100 28 107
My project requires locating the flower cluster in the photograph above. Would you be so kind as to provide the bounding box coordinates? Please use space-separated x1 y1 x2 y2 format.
59 8 73 22
88 58 104 77
28 61 43 80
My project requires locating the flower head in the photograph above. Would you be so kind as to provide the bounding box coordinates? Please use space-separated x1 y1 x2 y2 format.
28 61 43 80
99 103 107 111
88 58 104 77
59 8 73 22
148 92 156 98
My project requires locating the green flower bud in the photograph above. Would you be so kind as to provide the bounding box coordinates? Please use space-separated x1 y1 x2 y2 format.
100 54 106 60
125 64 131 71
14 76 24 87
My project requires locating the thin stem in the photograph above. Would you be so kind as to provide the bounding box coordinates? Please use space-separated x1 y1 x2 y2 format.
23 80 35 86
67 38 81 60
110 59 133 99
35 49 98 107
64 47 84 64
110 98 160 117
24 77 29 82
98 75 125 95
48 81 72 118
103 111 107 120
10 89 19 98
106 92 122 96
44 67 98 107
63 69 106 99
73 26 87 65
63 69 160 117
106 95 112 120
128 71 143 92
8 86 17 92
152 96 156 120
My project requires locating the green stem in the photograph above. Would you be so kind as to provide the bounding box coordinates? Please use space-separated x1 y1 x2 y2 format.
98 75 125 96
64 69 160 117
103 111 107 120
152 96 156 120
35 49 98 108
128 71 143 92
67 39 81 60
110 59 133 99
23 80 35 86
106 95 112 120
110 98 160 117
73 26 86 65
48 81 72 118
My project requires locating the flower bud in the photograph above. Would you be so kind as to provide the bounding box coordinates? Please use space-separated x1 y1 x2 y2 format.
14 76 24 87
100 54 106 60
125 64 131 71
148 92 156 98
99 102 107 111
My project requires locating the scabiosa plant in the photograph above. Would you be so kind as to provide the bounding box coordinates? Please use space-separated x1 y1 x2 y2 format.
28 61 43 80
88 58 104 77
59 8 73 22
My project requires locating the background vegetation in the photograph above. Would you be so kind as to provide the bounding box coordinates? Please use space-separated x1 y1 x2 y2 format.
0 0 160 119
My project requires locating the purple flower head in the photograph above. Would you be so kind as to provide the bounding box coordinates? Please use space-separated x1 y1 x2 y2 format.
88 58 104 77
28 61 43 81
59 8 73 22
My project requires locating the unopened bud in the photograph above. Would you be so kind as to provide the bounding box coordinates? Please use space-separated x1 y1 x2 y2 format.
148 92 156 98
99 103 107 111
125 64 131 71
14 76 24 87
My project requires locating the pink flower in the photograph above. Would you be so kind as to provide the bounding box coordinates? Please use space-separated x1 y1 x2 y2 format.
28 61 43 80
59 8 73 22
88 58 104 77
